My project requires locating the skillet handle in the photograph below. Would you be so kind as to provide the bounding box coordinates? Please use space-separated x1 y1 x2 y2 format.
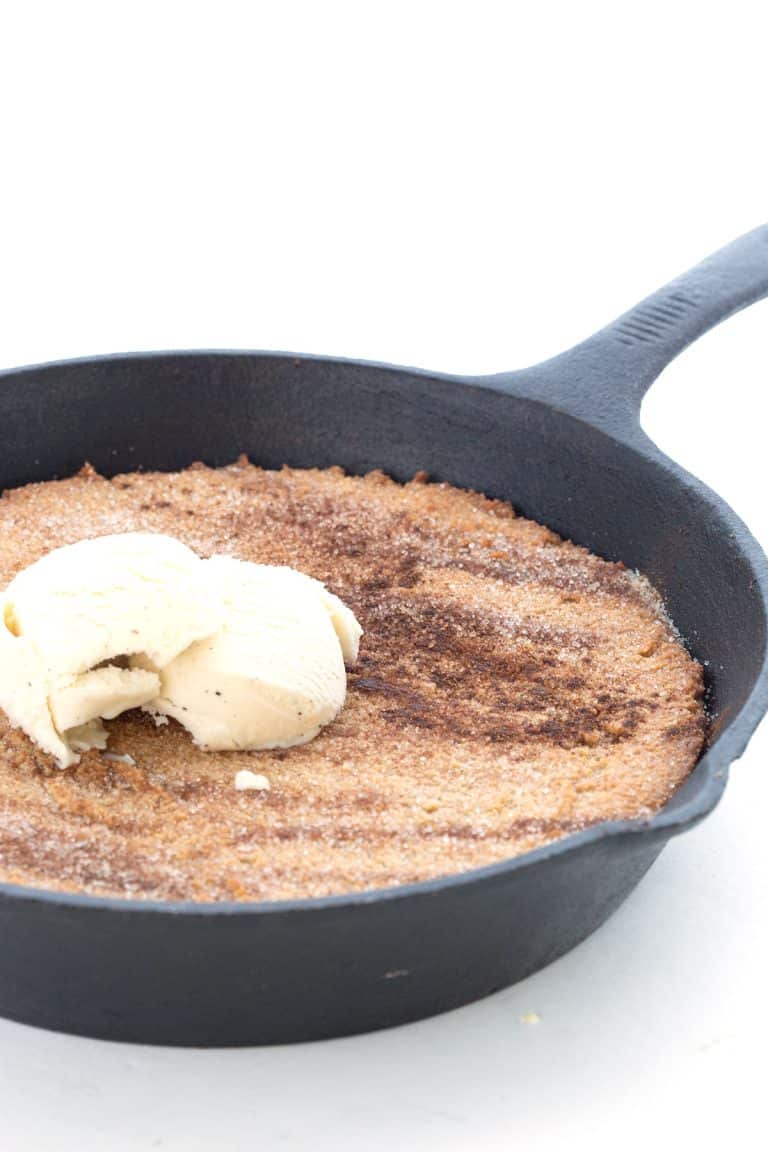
491 224 768 440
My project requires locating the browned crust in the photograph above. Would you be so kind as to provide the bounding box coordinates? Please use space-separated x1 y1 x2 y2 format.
0 459 705 901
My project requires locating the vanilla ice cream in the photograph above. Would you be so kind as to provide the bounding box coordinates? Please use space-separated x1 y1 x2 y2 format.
0 533 361 768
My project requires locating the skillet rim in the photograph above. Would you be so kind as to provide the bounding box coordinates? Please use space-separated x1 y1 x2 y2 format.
0 347 766 916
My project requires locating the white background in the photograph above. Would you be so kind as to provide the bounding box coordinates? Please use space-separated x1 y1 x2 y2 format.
1 2 767 1149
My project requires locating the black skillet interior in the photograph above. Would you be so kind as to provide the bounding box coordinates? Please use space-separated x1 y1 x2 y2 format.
0 226 766 1045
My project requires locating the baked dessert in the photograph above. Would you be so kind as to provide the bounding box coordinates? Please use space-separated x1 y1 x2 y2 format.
0 459 705 901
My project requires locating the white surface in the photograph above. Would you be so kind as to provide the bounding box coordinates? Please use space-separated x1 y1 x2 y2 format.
1 3 767 1148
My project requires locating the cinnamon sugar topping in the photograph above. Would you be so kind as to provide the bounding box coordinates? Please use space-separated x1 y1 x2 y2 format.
0 461 705 901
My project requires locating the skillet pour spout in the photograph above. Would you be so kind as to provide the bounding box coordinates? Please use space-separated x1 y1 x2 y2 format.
0 226 767 1045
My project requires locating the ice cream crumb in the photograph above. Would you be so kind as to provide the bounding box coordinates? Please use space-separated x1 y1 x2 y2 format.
235 770 271 791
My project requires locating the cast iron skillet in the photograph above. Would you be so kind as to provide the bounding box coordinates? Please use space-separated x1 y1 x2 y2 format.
0 227 767 1046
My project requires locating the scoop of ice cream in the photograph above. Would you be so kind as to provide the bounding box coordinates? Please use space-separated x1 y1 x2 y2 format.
0 533 220 766
141 557 361 750
0 533 362 768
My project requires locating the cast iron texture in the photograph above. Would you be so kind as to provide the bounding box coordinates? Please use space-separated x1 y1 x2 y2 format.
0 226 767 1045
